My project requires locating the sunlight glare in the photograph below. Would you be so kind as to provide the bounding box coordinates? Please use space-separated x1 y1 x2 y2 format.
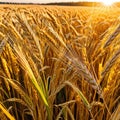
102 0 115 6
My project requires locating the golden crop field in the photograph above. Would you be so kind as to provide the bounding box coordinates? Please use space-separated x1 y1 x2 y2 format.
0 4 120 120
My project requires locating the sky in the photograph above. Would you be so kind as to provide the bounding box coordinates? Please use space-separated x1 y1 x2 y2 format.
0 0 79 3
0 0 120 3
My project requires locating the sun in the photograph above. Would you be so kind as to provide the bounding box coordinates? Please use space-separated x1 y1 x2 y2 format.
101 0 115 6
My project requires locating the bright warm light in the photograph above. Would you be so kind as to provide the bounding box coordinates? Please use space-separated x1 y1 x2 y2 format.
102 0 115 6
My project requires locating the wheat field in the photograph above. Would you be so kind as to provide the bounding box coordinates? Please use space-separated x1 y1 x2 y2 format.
0 4 120 120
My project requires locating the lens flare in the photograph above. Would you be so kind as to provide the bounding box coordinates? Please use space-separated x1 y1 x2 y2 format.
102 0 115 6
